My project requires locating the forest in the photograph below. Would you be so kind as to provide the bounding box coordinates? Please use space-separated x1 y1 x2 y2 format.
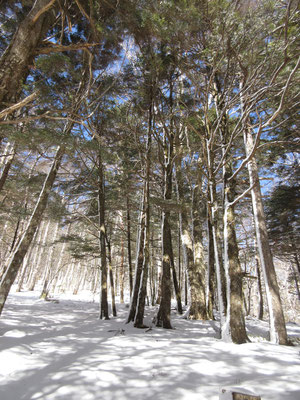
0 0 300 367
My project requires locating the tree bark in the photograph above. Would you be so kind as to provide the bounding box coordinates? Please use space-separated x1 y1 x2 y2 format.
0 145 64 315
0 0 57 110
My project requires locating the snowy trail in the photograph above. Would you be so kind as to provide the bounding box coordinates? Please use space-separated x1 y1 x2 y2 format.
0 291 300 400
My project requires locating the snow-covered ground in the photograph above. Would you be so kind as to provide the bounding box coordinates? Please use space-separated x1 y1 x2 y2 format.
0 289 300 400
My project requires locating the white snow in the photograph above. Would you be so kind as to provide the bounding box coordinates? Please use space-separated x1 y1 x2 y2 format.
0 289 300 400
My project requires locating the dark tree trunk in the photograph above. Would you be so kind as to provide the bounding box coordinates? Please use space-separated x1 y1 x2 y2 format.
157 210 173 329
97 150 109 320
207 209 215 319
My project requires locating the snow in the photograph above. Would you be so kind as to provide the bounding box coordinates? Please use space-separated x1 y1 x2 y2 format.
0 290 300 400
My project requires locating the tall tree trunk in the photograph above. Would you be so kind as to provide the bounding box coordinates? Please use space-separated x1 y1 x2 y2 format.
0 0 56 110
134 102 152 328
214 75 248 343
240 78 287 345
0 145 64 315
157 134 174 329
97 149 109 320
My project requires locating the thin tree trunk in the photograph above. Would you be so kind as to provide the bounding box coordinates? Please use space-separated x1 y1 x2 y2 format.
256 253 264 320
207 208 215 319
107 238 117 317
0 145 64 315
126 195 133 296
127 189 146 323
0 141 16 192
206 138 226 330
